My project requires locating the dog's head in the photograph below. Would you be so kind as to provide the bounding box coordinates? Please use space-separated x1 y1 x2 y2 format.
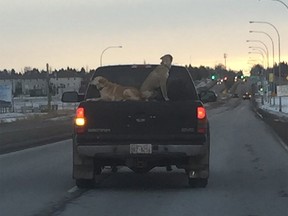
90 76 108 90
160 54 173 68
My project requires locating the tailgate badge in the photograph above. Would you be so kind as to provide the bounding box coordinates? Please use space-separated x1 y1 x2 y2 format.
88 128 111 133
181 128 194 133
136 118 146 123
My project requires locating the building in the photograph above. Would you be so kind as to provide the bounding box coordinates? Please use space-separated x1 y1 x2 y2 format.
0 77 83 97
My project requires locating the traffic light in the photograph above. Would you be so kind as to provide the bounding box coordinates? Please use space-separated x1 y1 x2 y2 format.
211 74 216 80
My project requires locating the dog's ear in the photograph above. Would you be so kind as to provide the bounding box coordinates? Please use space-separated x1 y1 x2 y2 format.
160 54 173 63
90 78 97 85
98 77 107 84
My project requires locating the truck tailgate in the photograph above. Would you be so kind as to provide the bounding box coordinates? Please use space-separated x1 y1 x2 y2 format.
81 100 201 137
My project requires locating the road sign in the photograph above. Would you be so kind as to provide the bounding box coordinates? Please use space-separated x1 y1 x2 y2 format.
277 85 288 97
0 83 12 103
269 73 274 82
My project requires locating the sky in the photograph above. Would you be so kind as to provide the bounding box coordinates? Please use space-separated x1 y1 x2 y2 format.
0 0 287 75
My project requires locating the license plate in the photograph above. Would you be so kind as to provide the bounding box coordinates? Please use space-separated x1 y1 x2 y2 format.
130 144 152 154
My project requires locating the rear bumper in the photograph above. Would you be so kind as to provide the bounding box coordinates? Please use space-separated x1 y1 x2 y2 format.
76 144 208 158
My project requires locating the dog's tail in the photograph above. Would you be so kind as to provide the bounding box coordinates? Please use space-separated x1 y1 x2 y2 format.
141 90 153 99
123 89 143 101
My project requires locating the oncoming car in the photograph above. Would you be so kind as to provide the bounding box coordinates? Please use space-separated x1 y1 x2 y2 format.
242 92 252 100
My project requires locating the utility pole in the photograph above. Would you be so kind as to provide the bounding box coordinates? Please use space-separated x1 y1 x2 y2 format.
46 63 51 112
224 53 227 69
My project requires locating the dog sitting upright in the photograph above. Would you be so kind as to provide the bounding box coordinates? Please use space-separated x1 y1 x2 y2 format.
90 76 142 101
140 54 173 101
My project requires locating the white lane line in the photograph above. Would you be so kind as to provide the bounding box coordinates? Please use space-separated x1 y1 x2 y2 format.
256 111 263 119
275 135 288 153
67 186 79 193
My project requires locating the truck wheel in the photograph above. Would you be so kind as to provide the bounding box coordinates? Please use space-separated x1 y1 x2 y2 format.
188 178 208 188
76 179 95 189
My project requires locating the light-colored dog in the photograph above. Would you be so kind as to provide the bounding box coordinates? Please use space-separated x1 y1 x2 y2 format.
90 76 142 101
140 54 173 101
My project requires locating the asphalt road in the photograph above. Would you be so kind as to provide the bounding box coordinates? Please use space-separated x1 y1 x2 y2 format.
1 98 287 216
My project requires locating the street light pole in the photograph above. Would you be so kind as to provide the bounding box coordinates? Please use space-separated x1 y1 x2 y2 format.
248 59 261 67
272 0 288 9
259 0 288 9
249 30 276 94
248 51 269 99
249 21 281 84
248 51 265 67
100 46 122 66
46 63 51 112
249 46 269 67
249 31 275 69
246 40 269 68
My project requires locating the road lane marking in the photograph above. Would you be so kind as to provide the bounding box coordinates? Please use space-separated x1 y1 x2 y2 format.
68 186 79 193
277 136 288 153
256 111 263 119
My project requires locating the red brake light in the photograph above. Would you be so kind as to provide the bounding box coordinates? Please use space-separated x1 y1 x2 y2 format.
197 107 206 120
75 107 85 127
197 106 207 134
76 107 85 118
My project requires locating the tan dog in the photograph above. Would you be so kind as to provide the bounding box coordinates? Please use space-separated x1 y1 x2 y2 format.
140 54 173 101
90 76 142 101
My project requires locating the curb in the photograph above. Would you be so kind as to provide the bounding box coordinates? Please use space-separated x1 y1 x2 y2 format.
254 107 288 153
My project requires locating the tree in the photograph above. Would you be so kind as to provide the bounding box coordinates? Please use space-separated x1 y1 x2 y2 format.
250 64 264 76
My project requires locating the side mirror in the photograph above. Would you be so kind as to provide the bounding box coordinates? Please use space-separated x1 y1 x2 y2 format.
61 91 84 102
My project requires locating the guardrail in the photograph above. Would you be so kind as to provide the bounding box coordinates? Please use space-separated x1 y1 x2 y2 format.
0 107 12 113
258 95 288 114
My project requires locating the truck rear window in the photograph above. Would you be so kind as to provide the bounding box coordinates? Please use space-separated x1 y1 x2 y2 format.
85 65 198 101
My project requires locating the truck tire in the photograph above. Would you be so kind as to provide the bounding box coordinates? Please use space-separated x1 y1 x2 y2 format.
76 179 95 189
188 178 208 188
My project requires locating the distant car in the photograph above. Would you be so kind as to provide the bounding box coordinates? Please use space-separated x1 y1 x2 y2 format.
199 90 217 103
242 92 251 100
232 93 239 98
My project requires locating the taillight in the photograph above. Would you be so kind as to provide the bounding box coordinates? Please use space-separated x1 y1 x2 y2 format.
197 107 206 120
75 107 86 133
197 106 207 133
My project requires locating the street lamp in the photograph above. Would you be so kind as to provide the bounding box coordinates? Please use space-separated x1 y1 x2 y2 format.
259 0 288 9
100 45 122 66
249 46 269 69
249 31 275 69
248 51 265 67
249 21 281 84
248 51 264 67
249 46 269 68
248 59 261 67
272 0 288 9
249 46 267 55
246 40 269 68
250 30 276 94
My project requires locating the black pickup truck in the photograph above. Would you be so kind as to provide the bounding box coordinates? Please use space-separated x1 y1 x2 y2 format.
62 64 211 188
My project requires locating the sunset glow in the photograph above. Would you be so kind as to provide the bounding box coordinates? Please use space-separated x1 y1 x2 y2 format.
0 0 287 74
